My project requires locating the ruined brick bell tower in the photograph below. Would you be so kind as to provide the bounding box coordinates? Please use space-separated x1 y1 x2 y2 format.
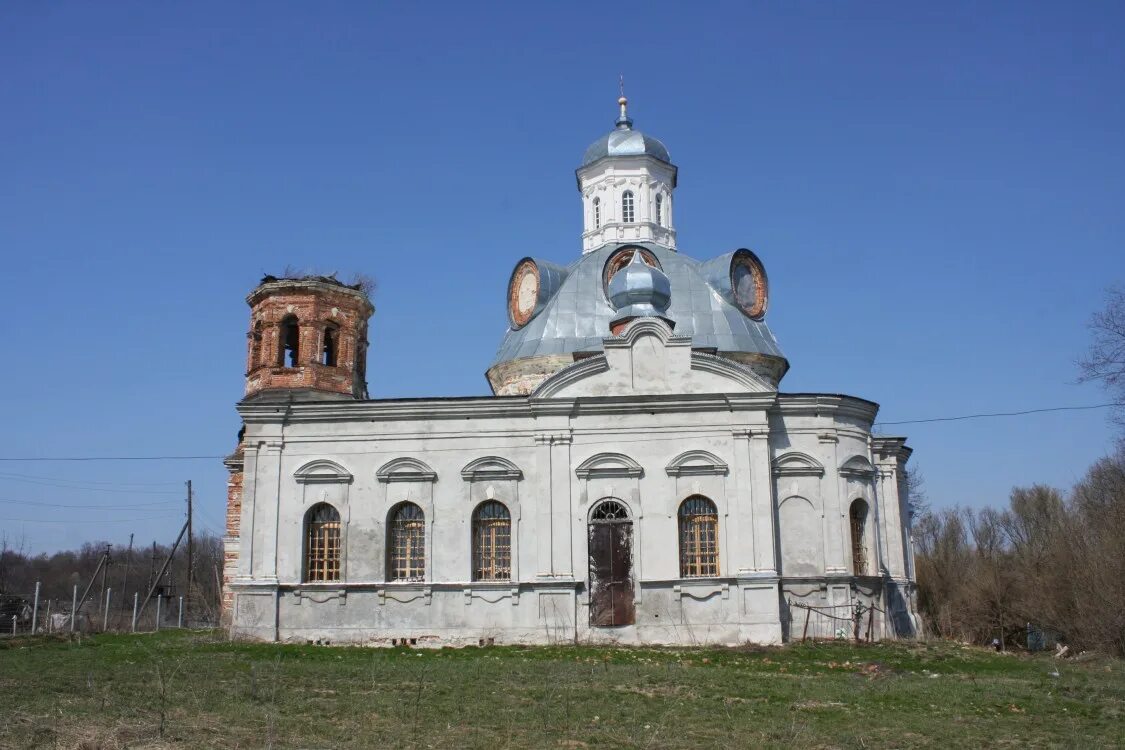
222 274 374 620
244 274 375 400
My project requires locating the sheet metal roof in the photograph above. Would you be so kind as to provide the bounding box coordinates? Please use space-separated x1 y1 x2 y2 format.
491 243 786 366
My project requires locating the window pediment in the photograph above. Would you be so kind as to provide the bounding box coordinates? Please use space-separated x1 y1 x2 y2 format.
665 450 728 477
574 452 643 480
376 457 437 484
771 452 825 478
461 456 523 482
839 455 876 479
294 459 353 485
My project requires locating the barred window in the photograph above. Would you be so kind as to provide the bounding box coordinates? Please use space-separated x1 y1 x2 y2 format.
621 190 635 223
472 501 511 581
655 193 663 225
591 500 629 521
679 496 719 577
850 499 869 575
593 197 601 229
388 502 426 582
305 503 341 582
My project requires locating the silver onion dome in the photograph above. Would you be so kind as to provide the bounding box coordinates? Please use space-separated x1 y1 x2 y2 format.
580 96 672 168
608 248 672 323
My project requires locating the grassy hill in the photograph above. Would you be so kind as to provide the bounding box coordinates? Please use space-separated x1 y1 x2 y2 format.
1 630 1121 749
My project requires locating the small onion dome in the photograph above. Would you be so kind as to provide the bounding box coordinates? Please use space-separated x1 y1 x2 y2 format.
581 96 672 168
608 249 672 327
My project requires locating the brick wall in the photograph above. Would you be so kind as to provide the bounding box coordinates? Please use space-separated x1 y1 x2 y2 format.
244 278 374 400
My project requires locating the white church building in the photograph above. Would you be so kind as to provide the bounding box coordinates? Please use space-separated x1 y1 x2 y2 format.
222 96 920 646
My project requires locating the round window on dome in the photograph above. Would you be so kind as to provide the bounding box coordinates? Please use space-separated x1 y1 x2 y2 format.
507 258 541 329
602 247 661 297
730 250 768 320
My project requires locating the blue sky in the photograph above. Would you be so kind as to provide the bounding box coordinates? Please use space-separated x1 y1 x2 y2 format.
1 2 1122 553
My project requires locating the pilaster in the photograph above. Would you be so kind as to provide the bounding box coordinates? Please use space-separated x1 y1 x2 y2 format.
534 431 573 578
819 432 847 573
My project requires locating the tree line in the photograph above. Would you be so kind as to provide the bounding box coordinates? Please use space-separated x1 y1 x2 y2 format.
912 448 1125 657
0 530 224 625
914 285 1125 657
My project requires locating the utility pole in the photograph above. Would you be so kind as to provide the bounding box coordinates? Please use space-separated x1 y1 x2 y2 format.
119 532 134 614
98 544 112 617
186 480 193 626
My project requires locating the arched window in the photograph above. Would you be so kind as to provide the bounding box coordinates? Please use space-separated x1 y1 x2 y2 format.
388 503 425 582
850 499 869 575
655 193 663 225
305 503 341 582
621 191 635 223
592 196 601 229
321 323 339 367
472 501 511 581
278 315 300 367
679 496 719 577
591 500 629 521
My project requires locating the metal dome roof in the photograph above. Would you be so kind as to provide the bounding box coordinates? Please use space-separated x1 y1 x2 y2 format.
490 244 787 380
581 126 672 167
580 96 672 167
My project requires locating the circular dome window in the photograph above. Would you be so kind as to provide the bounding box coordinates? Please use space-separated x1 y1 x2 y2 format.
730 250 768 320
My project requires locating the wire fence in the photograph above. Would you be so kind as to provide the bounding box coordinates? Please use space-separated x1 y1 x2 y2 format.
1 582 216 637
785 599 885 643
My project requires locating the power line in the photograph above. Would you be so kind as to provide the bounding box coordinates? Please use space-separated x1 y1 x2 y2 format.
0 455 222 462
0 514 182 524
0 475 184 494
0 470 182 486
873 402 1123 427
0 498 182 509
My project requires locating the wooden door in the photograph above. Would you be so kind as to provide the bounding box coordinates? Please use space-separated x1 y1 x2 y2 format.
589 516 635 627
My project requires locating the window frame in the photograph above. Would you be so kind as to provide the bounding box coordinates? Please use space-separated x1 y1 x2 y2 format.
621 190 635 223
849 499 869 575
387 502 426 582
678 496 719 578
304 503 342 583
471 501 512 581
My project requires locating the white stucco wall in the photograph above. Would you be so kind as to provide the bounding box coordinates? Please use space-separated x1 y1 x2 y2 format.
228 320 917 646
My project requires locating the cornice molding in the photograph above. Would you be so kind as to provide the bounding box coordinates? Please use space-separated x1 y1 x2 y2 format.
774 393 880 424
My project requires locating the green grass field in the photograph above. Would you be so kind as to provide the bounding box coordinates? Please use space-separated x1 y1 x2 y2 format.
0 630 1121 749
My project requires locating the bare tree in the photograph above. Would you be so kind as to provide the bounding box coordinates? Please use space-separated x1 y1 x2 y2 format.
1079 284 1125 428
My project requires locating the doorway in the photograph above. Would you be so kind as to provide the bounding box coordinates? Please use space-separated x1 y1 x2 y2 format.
588 500 635 626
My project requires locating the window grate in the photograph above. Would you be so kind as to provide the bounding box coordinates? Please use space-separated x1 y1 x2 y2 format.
389 503 426 582
850 500 868 575
473 501 511 581
679 496 719 577
305 504 341 582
